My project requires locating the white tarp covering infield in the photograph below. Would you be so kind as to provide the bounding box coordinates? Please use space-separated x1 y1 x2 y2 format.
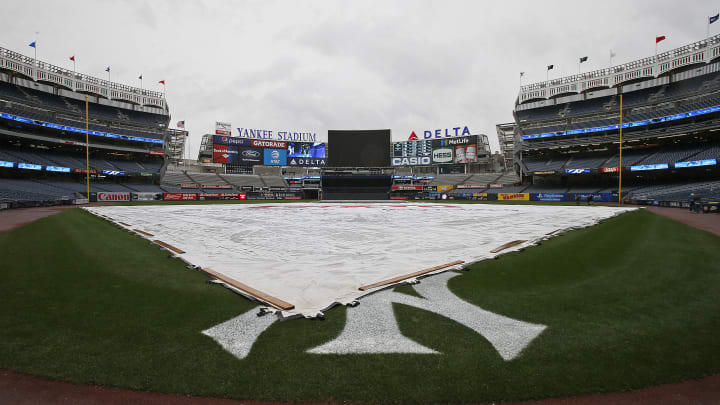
85 203 635 317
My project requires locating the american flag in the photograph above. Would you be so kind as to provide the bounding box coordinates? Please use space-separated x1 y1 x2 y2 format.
177 120 185 129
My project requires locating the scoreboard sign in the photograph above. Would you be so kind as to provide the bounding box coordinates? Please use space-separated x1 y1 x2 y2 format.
392 139 432 166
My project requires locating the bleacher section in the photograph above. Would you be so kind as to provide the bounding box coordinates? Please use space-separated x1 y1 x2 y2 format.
0 81 167 141
631 180 720 201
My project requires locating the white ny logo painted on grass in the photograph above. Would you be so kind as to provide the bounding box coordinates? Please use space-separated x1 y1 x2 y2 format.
203 272 546 360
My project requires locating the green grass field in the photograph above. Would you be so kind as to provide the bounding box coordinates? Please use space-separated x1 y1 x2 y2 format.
1 207 719 403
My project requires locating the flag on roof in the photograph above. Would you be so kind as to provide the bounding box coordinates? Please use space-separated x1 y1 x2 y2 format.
29 41 36 48
656 35 666 43
579 56 588 63
70 56 75 61
138 75 143 80
610 50 616 58
159 80 165 85
520 72 525 77
547 65 554 70
177 120 185 129
710 14 719 24
105 66 110 72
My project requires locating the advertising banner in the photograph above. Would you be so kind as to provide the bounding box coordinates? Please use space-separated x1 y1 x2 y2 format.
391 156 432 166
565 169 591 174
531 193 568 201
570 193 615 202
163 193 197 201
263 148 287 166
391 185 423 191
132 192 160 201
213 135 251 146
456 184 487 189
630 163 669 171
245 191 304 200
431 135 478 164
18 163 42 170
97 192 131 202
213 144 233 164
215 122 232 136
251 139 287 149
237 147 263 164
389 196 409 200
73 168 97 174
180 183 199 189
149 150 165 155
201 184 234 189
599 166 620 173
674 158 717 168
431 147 454 164
286 157 328 167
198 192 246 200
436 185 454 192
46 166 71 173
497 193 530 201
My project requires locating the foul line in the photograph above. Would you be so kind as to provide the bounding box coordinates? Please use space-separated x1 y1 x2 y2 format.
359 260 465 291
202 268 295 310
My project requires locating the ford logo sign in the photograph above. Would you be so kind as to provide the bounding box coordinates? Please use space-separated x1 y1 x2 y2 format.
242 150 260 158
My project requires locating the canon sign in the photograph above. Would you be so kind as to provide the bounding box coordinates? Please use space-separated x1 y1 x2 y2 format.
391 156 431 166
432 148 453 164
96 192 131 202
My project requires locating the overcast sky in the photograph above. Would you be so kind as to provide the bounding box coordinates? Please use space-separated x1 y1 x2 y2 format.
2 0 719 157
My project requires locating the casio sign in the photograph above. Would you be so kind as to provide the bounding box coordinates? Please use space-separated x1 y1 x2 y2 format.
391 156 431 166
432 148 453 163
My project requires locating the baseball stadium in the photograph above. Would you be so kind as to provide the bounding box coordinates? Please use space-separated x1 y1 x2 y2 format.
2 12 720 405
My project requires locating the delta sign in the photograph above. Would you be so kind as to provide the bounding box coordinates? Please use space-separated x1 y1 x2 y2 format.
408 126 472 140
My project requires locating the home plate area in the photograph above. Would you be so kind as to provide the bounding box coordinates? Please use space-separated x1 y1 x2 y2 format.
85 203 633 358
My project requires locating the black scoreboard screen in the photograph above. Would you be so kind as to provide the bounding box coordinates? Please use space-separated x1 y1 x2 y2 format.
327 129 391 167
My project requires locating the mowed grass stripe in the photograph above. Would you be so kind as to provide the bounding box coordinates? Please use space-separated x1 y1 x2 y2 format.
0 208 718 403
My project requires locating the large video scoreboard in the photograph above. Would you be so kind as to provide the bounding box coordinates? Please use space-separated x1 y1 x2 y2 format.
327 129 391 167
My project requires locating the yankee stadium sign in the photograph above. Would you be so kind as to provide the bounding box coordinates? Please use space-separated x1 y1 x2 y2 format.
237 128 317 142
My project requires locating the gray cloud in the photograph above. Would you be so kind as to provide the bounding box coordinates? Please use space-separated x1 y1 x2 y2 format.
2 0 718 158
